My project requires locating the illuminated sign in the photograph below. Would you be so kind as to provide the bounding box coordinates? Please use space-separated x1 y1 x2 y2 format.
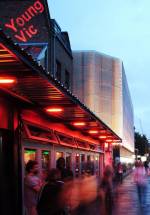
0 0 49 43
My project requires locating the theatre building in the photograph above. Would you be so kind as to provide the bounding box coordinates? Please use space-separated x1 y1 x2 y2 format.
0 1 121 214
73 51 134 164
0 30 121 214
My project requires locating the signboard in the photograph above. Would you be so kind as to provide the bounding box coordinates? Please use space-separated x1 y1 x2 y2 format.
0 0 49 43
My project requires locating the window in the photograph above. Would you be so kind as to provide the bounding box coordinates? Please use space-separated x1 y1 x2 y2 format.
81 154 86 174
24 148 36 164
42 150 50 170
20 43 48 70
55 131 76 147
56 152 63 160
65 70 70 88
89 144 96 151
75 138 89 150
56 60 61 81
23 122 58 144
66 153 72 169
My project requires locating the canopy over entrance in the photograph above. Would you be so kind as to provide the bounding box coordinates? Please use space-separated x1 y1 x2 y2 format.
0 29 121 144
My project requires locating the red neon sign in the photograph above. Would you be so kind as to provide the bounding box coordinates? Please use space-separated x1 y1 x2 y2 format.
4 0 45 42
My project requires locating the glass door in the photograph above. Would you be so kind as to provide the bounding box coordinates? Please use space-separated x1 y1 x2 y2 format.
95 155 99 176
42 150 50 170
24 148 37 164
66 152 72 169
56 151 63 160
81 154 86 174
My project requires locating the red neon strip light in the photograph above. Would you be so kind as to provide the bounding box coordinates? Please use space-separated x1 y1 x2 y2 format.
46 108 63 113
73 122 86 126
106 139 113 142
0 59 17 63
0 43 18 60
99 135 107 139
89 130 99 134
0 78 16 84
0 54 13 57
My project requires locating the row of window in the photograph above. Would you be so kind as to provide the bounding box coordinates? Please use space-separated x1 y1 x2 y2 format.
24 147 100 177
24 121 100 152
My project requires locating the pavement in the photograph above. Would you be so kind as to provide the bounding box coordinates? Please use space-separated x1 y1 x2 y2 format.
113 173 150 215
73 173 150 215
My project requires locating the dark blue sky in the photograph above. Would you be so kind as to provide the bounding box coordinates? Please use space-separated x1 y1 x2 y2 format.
49 0 150 138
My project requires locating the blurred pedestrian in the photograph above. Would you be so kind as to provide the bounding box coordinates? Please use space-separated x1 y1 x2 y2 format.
56 157 73 214
24 160 42 215
99 165 114 215
117 162 123 183
70 174 97 215
144 160 149 175
37 168 65 215
56 157 73 182
41 169 49 184
133 161 147 206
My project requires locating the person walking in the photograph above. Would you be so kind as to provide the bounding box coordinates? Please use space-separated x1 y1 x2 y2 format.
37 168 65 215
99 165 114 215
133 161 147 207
24 160 42 215
144 160 149 175
56 157 73 182
117 162 123 184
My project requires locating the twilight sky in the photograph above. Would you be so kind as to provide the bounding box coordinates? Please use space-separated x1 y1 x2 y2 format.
48 0 150 138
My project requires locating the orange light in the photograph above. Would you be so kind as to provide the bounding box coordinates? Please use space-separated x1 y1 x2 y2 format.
73 122 86 126
112 142 117 146
91 156 94 161
112 142 120 146
99 130 106 133
99 135 107 139
106 139 113 142
89 130 99 134
46 108 63 113
0 43 18 59
0 78 16 84
0 59 16 63
105 143 108 148
107 135 113 138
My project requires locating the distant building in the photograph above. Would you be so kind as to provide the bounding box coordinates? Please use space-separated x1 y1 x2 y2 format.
73 51 134 163
50 19 73 90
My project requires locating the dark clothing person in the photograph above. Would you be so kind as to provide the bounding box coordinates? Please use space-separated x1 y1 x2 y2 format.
61 168 73 181
37 181 64 215
117 162 123 184
56 157 73 181
101 178 113 215
37 169 65 215
100 165 113 215
144 161 149 174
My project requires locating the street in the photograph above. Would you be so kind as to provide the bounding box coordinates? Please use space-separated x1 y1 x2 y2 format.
77 173 150 215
